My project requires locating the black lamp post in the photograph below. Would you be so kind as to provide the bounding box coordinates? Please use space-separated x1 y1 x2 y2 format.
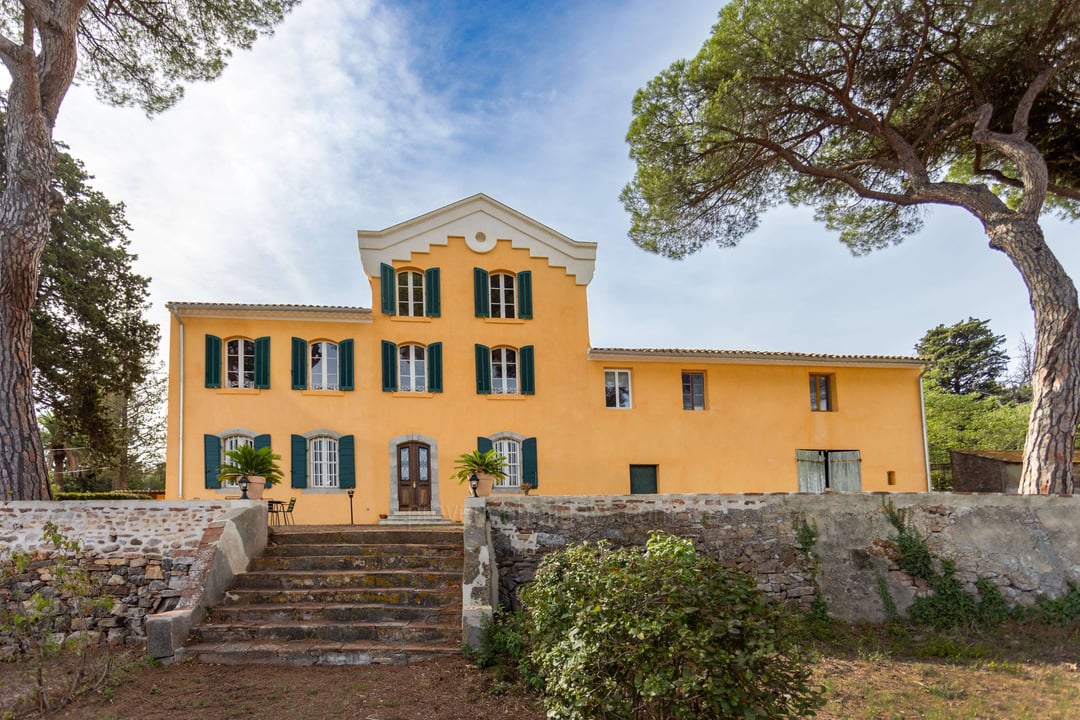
347 489 355 525
468 472 479 498
239 476 250 500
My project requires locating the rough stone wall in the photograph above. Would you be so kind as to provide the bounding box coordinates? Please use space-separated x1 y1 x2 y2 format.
484 493 1080 622
0 501 234 650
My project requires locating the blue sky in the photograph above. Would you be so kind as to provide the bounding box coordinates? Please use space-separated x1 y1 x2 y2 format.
53 0 1080 367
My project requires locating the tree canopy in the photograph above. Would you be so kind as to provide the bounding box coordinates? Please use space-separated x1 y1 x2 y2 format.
0 0 298 500
31 141 160 466
916 318 1009 396
624 0 1080 494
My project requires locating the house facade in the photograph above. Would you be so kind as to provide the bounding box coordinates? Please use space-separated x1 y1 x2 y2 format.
164 195 929 524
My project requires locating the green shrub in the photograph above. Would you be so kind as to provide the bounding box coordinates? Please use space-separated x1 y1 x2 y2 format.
519 533 824 719
54 492 152 500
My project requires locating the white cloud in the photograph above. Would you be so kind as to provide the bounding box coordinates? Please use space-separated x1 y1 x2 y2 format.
48 0 1080 369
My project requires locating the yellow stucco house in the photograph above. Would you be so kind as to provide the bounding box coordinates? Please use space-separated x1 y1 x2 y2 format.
165 195 929 524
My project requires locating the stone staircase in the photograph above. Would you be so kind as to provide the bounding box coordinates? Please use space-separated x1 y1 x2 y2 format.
183 526 464 665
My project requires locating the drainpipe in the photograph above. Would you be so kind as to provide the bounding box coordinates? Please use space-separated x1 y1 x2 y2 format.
915 371 933 496
169 305 185 498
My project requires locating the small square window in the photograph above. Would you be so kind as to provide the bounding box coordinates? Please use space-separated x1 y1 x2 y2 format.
809 374 834 412
682 371 705 410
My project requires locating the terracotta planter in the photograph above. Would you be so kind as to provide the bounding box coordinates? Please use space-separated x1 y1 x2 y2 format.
245 476 266 499
476 473 494 497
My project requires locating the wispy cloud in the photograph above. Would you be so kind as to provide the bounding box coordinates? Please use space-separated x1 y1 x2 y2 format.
52 0 1080 365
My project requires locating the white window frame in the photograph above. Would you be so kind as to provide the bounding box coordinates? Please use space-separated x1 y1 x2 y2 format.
226 338 255 389
309 436 339 488
489 272 516 319
310 340 339 391
491 347 518 395
397 270 424 317
493 438 521 488
220 435 253 486
399 344 427 393
605 369 632 409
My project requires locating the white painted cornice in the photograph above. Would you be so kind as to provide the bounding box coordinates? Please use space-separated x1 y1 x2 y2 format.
357 194 598 285
165 302 372 323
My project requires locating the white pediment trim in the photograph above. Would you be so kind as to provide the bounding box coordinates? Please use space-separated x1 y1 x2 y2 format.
357 194 598 285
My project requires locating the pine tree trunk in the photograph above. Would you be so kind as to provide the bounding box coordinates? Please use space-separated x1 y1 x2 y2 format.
989 218 1080 495
0 86 56 501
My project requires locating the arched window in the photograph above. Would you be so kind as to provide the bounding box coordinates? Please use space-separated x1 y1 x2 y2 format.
226 338 255 388
310 341 339 390
309 436 339 488
491 347 518 394
489 273 516 318
219 435 253 486
493 438 521 488
397 270 424 316
398 344 427 392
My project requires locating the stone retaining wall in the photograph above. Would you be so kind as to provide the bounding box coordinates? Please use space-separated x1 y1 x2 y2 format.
467 493 1080 627
0 501 265 653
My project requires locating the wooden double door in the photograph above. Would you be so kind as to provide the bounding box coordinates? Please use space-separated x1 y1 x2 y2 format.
398 441 432 511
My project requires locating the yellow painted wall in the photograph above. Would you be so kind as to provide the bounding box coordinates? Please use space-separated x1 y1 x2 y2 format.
166 236 928 525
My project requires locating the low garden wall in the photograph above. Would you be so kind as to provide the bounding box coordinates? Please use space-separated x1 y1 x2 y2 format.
462 492 1080 642
0 500 266 655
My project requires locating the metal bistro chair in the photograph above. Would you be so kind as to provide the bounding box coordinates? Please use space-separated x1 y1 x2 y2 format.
269 498 296 526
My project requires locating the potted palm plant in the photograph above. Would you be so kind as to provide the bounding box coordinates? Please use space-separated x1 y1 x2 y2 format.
217 445 284 499
451 449 507 497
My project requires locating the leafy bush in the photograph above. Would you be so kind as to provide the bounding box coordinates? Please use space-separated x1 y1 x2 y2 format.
54 492 153 500
519 532 824 719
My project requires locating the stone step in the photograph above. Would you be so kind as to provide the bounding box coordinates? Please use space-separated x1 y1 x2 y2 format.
189 526 464 666
194 620 459 645
222 586 460 607
270 529 462 546
182 639 459 666
231 569 460 591
264 542 463 559
252 554 463 573
208 601 462 625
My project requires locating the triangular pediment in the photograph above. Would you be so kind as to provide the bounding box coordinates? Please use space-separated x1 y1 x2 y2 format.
357 194 598 285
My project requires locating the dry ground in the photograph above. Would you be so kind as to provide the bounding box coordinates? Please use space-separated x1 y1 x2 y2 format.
2 623 1078 719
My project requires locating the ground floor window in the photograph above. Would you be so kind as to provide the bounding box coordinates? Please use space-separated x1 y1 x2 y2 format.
796 449 861 492
310 436 339 488
219 435 253 486
494 438 521 488
630 464 658 494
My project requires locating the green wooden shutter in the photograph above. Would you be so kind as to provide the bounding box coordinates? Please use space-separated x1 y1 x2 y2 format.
829 450 862 492
291 434 307 489
477 436 494 453
517 270 533 319
381 340 398 392
522 437 538 489
520 345 535 395
254 434 271 451
339 435 356 489
473 268 490 318
204 335 222 388
796 450 826 492
474 344 491 394
204 434 221 489
424 267 441 317
254 337 270 389
291 337 307 390
380 263 396 315
427 342 443 393
339 339 355 391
